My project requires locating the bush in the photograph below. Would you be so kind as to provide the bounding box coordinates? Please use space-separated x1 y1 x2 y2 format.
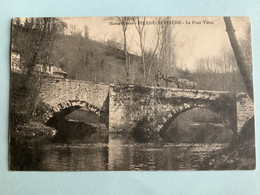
132 117 156 142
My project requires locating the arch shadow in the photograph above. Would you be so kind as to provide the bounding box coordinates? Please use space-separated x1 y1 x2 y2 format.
40 100 108 128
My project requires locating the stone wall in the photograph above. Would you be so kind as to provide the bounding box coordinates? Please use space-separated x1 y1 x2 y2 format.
236 93 254 133
40 79 109 109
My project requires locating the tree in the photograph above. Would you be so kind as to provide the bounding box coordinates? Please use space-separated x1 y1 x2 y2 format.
105 17 131 83
158 17 176 76
133 17 161 83
223 17 254 101
106 38 122 50
119 17 131 83
133 17 147 79
11 17 67 121
84 25 89 39
12 17 66 75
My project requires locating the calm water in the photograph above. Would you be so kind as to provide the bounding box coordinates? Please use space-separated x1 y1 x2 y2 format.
10 108 231 171
10 133 227 171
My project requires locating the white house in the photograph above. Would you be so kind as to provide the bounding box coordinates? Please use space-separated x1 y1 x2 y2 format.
11 50 68 78
51 66 68 78
11 50 22 73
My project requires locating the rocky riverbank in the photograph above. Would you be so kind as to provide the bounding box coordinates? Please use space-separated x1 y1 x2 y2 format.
13 121 57 138
200 139 255 170
200 117 255 170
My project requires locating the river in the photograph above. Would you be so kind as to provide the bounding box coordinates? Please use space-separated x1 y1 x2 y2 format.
10 134 228 171
9 108 232 171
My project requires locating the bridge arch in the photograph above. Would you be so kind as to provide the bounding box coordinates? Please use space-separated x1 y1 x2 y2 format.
40 100 106 126
154 102 206 133
154 96 237 136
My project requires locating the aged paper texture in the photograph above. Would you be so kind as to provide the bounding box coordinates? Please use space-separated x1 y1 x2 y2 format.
9 16 255 171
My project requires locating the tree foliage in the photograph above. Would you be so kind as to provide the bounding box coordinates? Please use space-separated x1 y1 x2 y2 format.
11 17 67 124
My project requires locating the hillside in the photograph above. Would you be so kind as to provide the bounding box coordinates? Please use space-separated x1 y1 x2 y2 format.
49 35 145 84
12 23 247 91
49 35 246 92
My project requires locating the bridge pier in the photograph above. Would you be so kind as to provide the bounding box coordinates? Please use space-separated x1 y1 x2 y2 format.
108 85 156 132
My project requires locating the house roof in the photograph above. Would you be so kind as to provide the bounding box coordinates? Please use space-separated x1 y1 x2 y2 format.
52 66 67 75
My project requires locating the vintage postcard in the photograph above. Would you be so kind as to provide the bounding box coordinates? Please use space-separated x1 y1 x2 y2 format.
9 16 255 171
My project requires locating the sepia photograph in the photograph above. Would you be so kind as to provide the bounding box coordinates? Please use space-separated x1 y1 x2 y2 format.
9 16 255 171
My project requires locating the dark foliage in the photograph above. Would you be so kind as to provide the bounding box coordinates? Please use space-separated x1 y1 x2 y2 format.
132 117 157 142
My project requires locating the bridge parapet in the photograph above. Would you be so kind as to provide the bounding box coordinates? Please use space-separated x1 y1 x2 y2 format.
162 88 229 100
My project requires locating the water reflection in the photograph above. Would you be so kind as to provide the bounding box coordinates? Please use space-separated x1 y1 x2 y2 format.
9 108 230 171
10 133 227 171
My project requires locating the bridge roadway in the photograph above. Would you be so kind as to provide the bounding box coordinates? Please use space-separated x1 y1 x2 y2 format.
38 79 254 134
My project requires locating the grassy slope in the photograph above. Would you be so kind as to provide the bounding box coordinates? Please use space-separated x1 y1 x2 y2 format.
50 35 144 84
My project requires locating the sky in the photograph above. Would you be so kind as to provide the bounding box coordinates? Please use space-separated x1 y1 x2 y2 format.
62 16 250 71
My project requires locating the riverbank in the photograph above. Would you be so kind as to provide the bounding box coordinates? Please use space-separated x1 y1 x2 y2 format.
200 139 255 170
13 121 57 138
200 117 255 170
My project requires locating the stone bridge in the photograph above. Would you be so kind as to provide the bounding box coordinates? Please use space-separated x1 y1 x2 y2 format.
39 79 110 126
38 79 254 134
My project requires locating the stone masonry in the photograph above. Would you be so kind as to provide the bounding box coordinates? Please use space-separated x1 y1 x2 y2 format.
39 79 254 134
236 93 254 133
108 85 239 133
109 85 253 133
39 79 109 123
